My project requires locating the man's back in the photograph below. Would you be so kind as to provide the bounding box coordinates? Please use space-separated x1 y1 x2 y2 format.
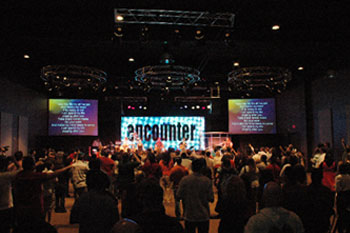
70 190 119 233
176 173 214 222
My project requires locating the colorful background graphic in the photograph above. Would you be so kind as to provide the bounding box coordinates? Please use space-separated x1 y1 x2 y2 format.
121 116 205 150
228 99 276 134
49 99 98 136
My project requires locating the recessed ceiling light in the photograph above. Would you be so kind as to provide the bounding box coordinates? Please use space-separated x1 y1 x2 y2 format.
116 15 124 21
272 25 280 31
298 66 304 71
129 57 135 62
24 54 30 59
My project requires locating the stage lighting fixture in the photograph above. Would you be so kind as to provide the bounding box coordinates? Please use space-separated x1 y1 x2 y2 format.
196 105 200 109
24 54 30 59
129 58 135 62
195 28 204 40
116 15 124 21
143 106 147 110
202 106 206 110
41 65 107 94
228 66 291 94
207 105 211 109
297 66 304 71
114 26 123 37
233 62 240 67
184 105 188 109
272 25 280 31
191 106 195 110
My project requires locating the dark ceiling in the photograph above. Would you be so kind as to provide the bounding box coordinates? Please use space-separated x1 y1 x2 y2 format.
1 0 349 98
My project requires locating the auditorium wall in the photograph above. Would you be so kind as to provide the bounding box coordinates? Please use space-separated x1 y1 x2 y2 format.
276 81 308 155
311 70 350 160
0 77 47 155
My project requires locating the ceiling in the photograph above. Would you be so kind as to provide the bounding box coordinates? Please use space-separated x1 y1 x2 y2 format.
0 0 349 98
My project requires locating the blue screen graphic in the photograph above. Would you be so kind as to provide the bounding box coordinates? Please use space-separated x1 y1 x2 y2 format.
121 116 205 150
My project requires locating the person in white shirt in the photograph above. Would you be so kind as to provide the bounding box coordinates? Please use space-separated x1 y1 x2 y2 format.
0 156 21 233
71 154 89 199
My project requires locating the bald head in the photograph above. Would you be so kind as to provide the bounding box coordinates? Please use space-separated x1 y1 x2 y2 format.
262 182 282 207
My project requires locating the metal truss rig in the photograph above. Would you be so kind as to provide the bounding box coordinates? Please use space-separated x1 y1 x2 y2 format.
41 65 107 91
114 9 235 28
228 66 292 94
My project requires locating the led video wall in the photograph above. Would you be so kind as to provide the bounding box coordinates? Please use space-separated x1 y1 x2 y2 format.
49 99 98 136
228 98 276 134
121 116 205 150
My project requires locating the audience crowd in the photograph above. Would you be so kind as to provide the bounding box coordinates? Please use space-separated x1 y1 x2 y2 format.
1 138 350 233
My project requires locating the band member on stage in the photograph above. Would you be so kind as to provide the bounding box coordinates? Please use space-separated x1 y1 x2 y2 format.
120 137 130 152
154 138 164 154
92 138 103 150
136 136 144 152
222 137 233 150
179 138 187 151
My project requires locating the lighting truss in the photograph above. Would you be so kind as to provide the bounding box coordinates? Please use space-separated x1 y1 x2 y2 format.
114 9 235 28
228 66 292 94
41 65 107 91
135 65 200 91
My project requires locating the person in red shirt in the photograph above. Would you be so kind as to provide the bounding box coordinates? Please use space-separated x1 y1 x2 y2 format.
169 157 189 220
13 157 72 222
141 152 162 181
159 152 174 203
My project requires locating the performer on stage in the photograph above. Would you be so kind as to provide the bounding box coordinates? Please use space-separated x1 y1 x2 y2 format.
222 137 233 150
120 137 130 152
92 138 103 150
179 138 187 151
154 138 164 153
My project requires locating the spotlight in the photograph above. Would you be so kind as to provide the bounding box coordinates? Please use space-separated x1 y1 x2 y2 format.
184 105 188 109
143 106 147 110
272 25 280 31
129 58 135 62
116 15 124 21
297 66 304 71
196 105 200 109
114 26 123 37
128 105 131 109
195 28 204 40
191 106 195 110
24 54 30 59
131 107 135 110
233 62 240 67
207 105 211 109
202 106 206 110
139 105 143 109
